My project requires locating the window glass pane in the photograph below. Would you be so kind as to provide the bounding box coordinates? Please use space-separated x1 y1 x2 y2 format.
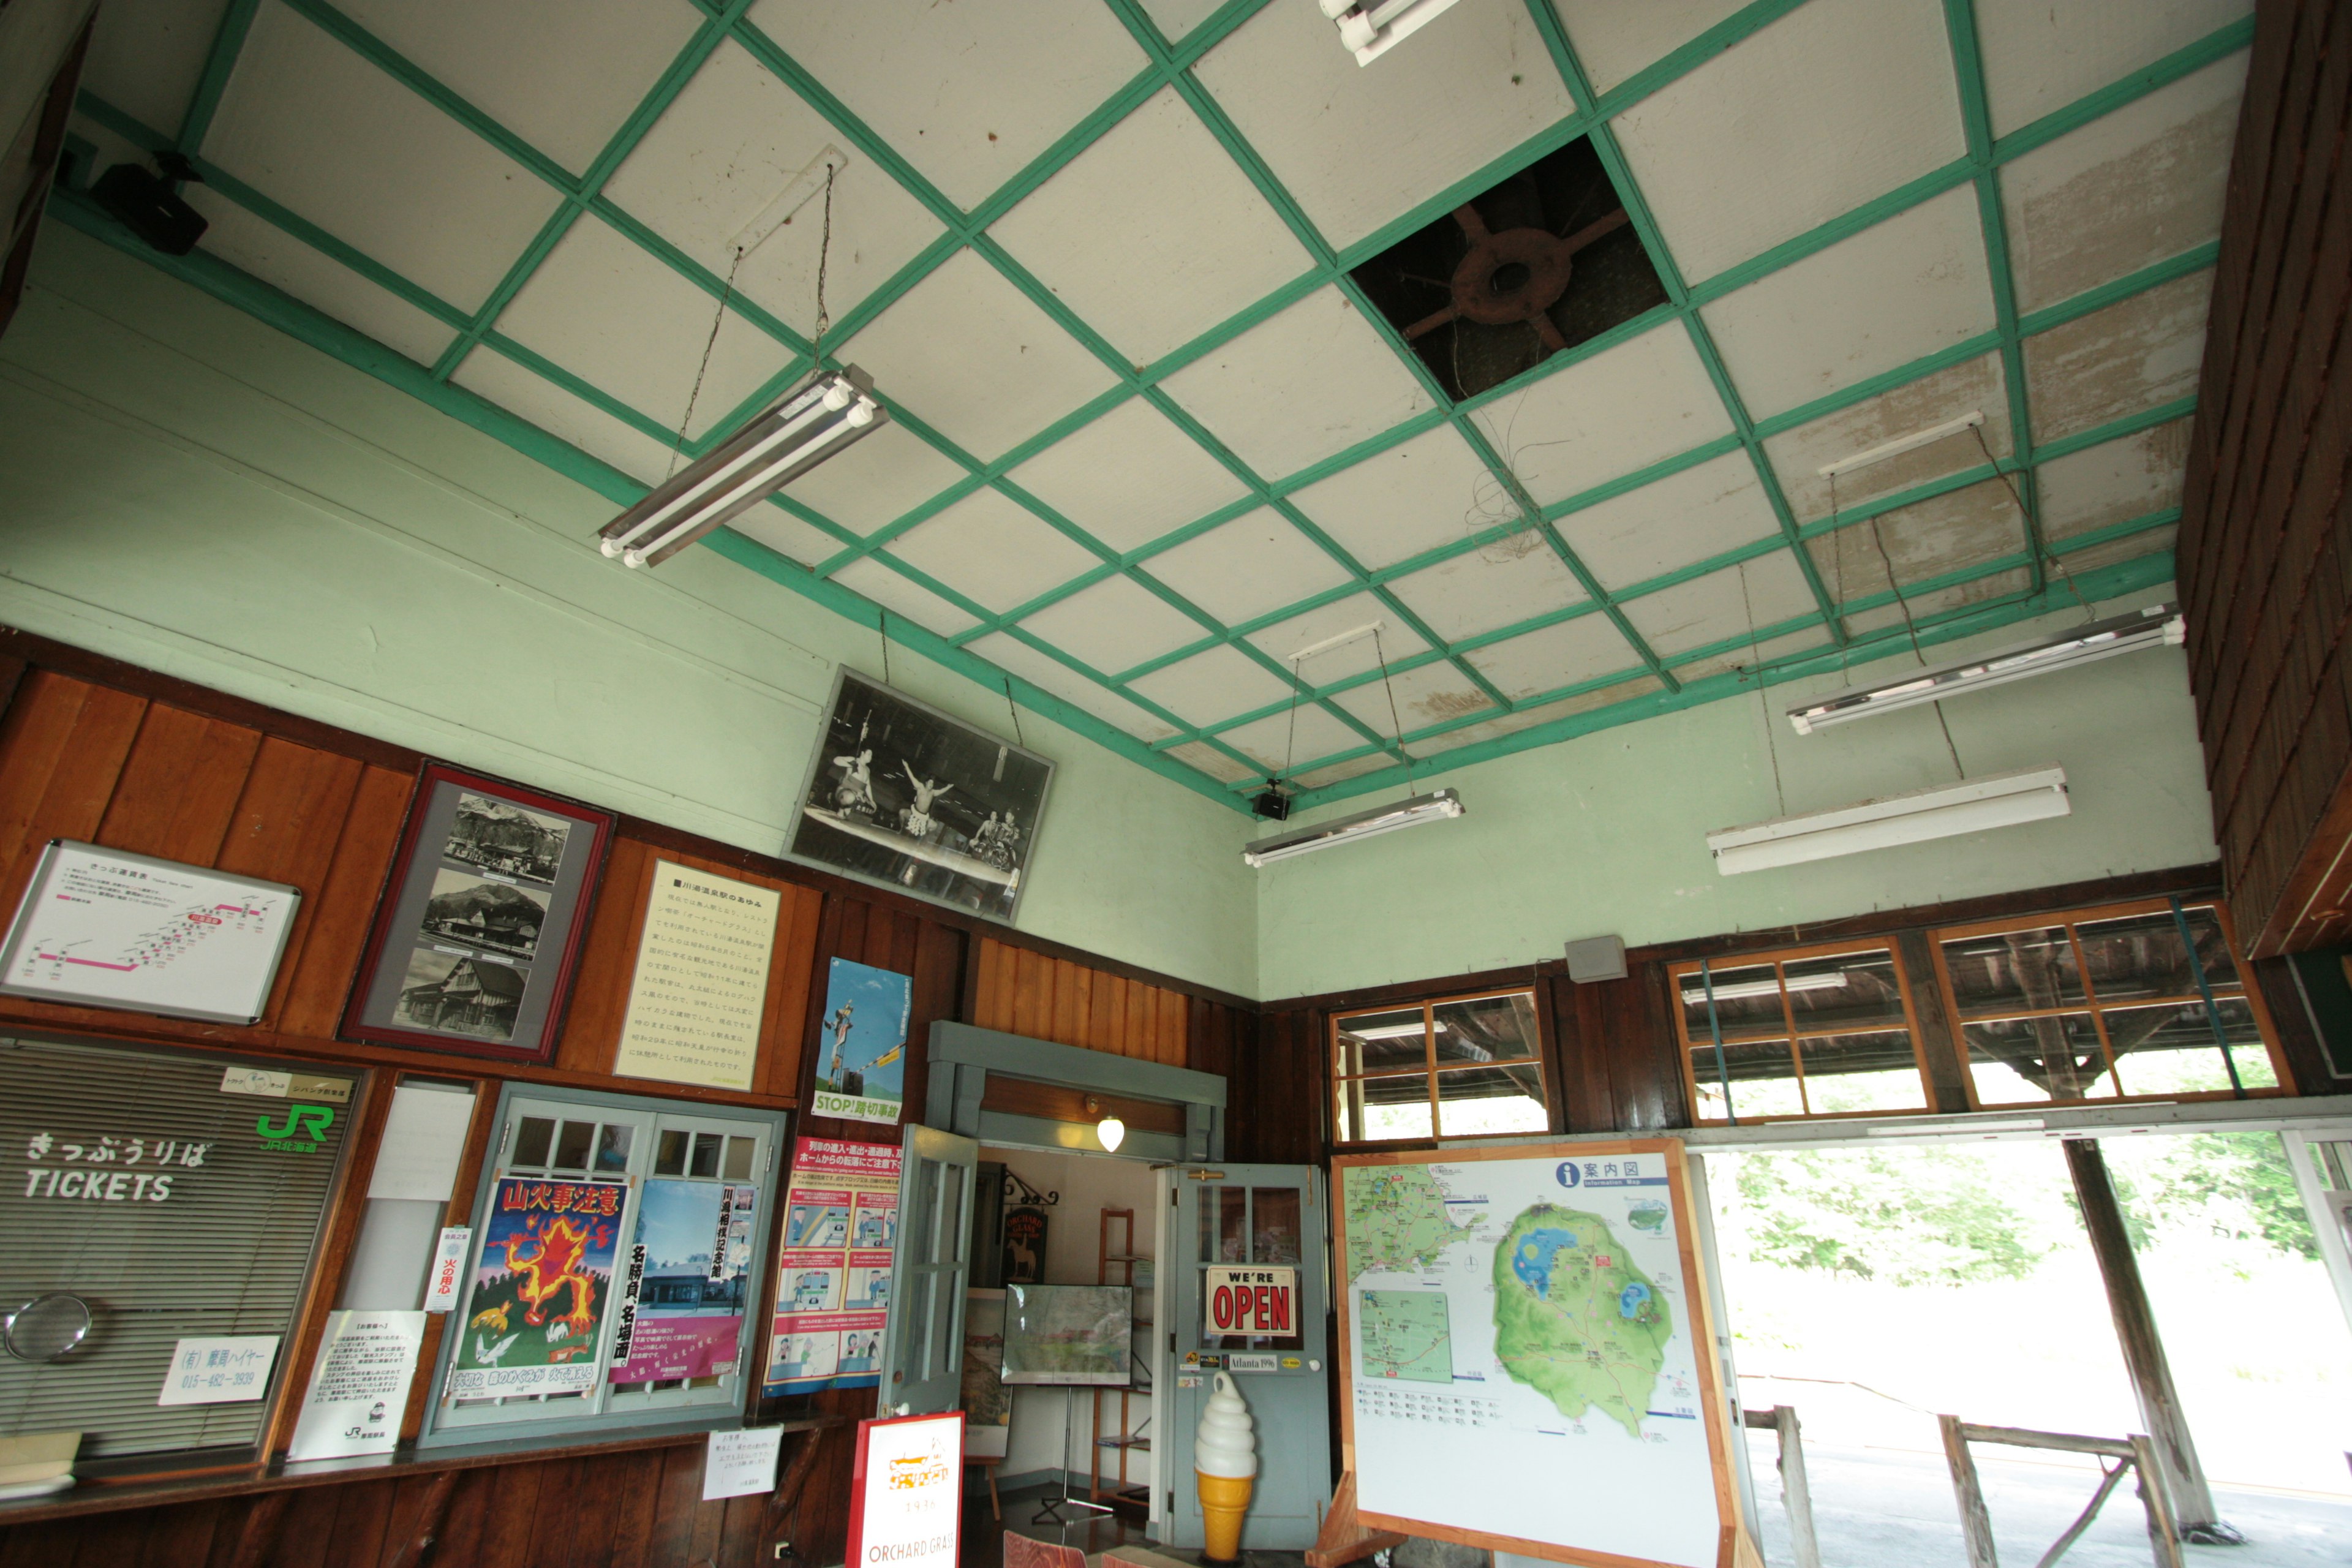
594 1123 633 1173
688 1132 722 1179
654 1129 688 1176
1940 927 2086 1014
722 1136 755 1181
1791 1031 1928 1114
551 1120 594 1170
1435 1065 1550 1136
907 1159 940 1267
1335 1007 1427 1075
513 1117 555 1169
1250 1188 1302 1265
1678 963 1787 1041
940 1164 966 1265
1333 1074 1431 1143
1781 950 1907 1035
2075 907 2241 1000
1432 993 1539 1066
1687 1037 1803 1121
1210 1187 1248 1263
1961 1015 2116 1102
2103 999 2277 1094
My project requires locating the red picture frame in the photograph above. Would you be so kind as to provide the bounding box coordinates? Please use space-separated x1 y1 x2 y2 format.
339 762 614 1065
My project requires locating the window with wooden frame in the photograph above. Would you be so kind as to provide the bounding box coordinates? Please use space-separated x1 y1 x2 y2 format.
1670 943 1934 1123
1332 990 1548 1142
1931 898 2287 1106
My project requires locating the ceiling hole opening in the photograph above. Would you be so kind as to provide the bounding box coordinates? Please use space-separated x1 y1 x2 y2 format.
1489 261 1533 295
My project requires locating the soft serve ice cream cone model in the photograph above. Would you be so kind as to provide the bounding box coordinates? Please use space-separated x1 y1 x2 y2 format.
1193 1371 1257 1561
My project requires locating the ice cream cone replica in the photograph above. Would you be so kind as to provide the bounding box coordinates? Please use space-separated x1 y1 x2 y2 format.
1194 1371 1257 1562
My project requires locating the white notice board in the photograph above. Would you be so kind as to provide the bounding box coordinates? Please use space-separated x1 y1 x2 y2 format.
612 861 782 1091
0 841 302 1024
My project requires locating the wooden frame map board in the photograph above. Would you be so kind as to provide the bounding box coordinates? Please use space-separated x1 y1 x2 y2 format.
1332 1140 1752 1568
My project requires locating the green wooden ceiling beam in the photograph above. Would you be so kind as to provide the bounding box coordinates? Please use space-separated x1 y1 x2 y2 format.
175 0 265 158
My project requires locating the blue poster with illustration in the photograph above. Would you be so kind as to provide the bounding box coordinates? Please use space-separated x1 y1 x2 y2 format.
810 958 912 1124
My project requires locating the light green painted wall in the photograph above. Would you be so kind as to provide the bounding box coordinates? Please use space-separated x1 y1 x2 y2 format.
0 227 1257 997
1254 594 2216 1000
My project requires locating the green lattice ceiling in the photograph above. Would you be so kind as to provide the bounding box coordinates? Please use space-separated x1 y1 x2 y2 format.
56 0 2252 814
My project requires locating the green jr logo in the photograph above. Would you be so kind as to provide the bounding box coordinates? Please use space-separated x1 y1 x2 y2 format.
255 1105 334 1150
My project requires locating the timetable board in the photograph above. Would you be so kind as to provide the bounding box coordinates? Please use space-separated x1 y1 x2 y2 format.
0 841 301 1024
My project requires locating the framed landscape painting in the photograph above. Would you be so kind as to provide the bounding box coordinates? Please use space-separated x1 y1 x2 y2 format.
342 763 614 1065
787 669 1053 922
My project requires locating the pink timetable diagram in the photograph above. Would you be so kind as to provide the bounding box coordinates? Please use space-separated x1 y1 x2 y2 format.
6 847 298 1020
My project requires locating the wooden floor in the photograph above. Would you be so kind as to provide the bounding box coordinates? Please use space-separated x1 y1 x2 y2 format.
962 1485 1308 1568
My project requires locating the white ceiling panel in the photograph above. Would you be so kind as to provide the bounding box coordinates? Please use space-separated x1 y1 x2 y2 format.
1555 450 1779 592
1675 627 1825 683
1842 565 2030 636
751 0 1147 211
1292 752 1395 790
1165 739 1264 785
336 0 701 175
1974 0 2250 138
776 421 968 540
842 247 1120 462
1763 353 2013 527
1612 0 1964 284
601 39 944 338
187 186 456 367
83 0 233 137
451 347 677 485
1245 592 1431 684
2052 529 2176 575
829 556 981 639
491 213 791 442
2001 54 2244 314
203 1 565 314
1469 322 1732 506
1136 0 1227 45
1014 574 1209 677
1386 539 1588 643
1329 659 1495 739
1216 701 1370 774
1409 679 1664 756
1289 423 1501 570
1805 478 2027 605
1621 552 1818 657
1194 0 1580 251
1127 643 1294 728
2035 418 2192 542
989 88 1310 366
1461 612 1642 700
1702 183 1996 420
1159 285 1434 482
884 486 1102 616
1006 396 1250 554
2023 268 2211 443
729 502 842 570
1141 508 1354 630
1552 0 1751 95
967 631 1181 742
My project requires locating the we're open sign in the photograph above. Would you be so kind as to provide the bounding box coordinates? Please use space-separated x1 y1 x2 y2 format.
1206 1265 1297 1335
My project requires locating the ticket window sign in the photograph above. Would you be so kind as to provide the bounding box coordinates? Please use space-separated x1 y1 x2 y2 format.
1205 1265 1297 1336
846 1410 963 1568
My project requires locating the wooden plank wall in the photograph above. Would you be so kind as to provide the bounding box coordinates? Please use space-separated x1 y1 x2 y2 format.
2177 0 2352 956
968 937 1194 1064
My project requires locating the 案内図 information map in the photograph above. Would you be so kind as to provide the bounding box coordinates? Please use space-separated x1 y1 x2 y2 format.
1336 1142 1740 1568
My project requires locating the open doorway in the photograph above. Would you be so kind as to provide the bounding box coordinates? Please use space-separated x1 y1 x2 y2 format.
1706 1129 2352 1566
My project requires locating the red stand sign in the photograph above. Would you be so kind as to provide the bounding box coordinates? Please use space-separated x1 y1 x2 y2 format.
846 1410 963 1568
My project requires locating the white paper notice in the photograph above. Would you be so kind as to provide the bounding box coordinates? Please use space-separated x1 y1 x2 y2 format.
424 1226 472 1312
157 1335 280 1404
612 861 782 1092
703 1425 785 1501
287 1311 427 1461
366 1084 477 1201
850 1413 962 1568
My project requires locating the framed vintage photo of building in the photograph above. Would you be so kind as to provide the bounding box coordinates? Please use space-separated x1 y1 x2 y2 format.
787 670 1054 922
342 763 614 1064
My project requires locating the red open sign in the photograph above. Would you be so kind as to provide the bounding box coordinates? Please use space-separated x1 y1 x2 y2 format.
1205 1265 1297 1335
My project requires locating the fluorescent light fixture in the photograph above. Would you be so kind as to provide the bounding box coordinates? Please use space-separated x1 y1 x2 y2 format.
1786 605 2183 735
1679 972 1845 1006
1243 788 1464 869
731 145 848 257
598 366 886 568
1343 1020 1449 1039
1817 410 1984 477
1287 620 1385 663
1706 765 2069 876
1316 0 1463 63
1866 1116 2045 1140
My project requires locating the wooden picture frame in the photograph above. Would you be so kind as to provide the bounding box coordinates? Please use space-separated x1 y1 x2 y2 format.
1330 1139 1752 1568
340 762 614 1065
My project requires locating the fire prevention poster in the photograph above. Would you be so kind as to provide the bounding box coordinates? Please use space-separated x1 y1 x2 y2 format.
763 1137 899 1394
447 1176 625 1399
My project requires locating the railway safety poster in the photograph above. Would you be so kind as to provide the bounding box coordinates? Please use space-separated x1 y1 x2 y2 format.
763 1137 900 1394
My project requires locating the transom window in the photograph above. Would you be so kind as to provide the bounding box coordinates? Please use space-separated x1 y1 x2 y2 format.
1332 989 1548 1142
1670 943 1933 1123
1931 898 2286 1106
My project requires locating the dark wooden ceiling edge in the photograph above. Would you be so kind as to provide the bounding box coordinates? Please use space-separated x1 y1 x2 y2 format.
1260 959 1566 1019
0 624 1257 1015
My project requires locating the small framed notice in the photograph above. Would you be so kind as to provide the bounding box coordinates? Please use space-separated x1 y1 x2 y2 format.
0 842 301 1024
612 862 782 1091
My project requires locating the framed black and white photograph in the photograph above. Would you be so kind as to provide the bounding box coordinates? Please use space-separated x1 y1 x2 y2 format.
342 763 613 1065
787 669 1053 922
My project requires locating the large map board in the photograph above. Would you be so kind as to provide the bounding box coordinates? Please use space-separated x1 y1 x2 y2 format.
1334 1141 1746 1568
